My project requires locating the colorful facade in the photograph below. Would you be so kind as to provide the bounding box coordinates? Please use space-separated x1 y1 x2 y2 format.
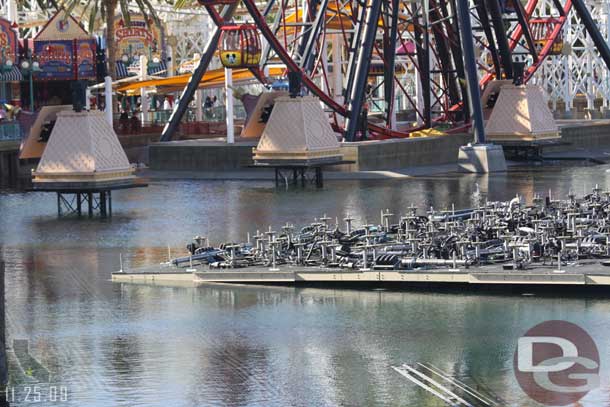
33 10 97 81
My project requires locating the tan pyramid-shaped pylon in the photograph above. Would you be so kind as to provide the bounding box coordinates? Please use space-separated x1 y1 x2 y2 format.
33 110 135 185
485 84 559 141
253 96 342 164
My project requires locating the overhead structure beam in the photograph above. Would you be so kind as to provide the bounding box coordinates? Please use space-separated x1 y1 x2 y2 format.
260 0 282 67
571 0 610 71
344 1 384 141
300 0 331 73
456 0 486 144
442 0 469 121
513 0 538 63
160 3 238 142
486 0 514 78
474 0 501 78
414 0 432 128
429 3 460 109
383 0 400 127
344 3 367 103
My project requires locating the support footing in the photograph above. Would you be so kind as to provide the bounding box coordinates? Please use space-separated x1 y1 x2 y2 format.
457 144 507 173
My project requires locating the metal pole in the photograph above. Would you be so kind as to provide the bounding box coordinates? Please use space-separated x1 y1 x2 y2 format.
456 0 486 144
344 1 383 141
29 70 34 111
300 0 329 73
140 55 149 127
225 67 234 144
104 76 113 125
486 0 514 78
195 89 203 121
85 87 91 111
160 3 237 142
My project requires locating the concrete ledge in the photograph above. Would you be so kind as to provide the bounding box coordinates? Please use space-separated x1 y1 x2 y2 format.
113 266 610 292
149 140 258 171
149 135 472 173
146 121 610 173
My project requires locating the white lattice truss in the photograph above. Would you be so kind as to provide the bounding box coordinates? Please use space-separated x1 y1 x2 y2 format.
532 0 610 111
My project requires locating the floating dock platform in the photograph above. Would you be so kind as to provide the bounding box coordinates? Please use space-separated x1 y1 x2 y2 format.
113 187 610 294
112 263 610 292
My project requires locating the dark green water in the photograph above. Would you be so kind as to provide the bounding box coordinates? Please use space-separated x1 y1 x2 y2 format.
1 165 610 406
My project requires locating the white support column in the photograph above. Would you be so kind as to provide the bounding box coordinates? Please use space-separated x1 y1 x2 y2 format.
104 76 113 125
167 45 174 77
332 34 342 102
331 34 344 126
586 43 594 111
85 87 91 111
416 70 423 126
225 67 234 144
140 55 149 126
195 88 203 122
390 98 397 130
605 2 610 109
7 0 18 22
563 54 570 112
321 36 329 94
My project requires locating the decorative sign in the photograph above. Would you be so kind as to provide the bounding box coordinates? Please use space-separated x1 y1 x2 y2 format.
114 14 164 65
178 54 200 74
35 40 75 80
0 18 17 66
76 39 96 79
56 17 71 33
33 10 98 80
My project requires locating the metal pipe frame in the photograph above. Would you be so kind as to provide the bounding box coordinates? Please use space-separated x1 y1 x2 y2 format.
383 0 399 127
485 0 514 79
474 0 501 78
344 1 384 141
571 0 610 72
456 0 486 144
513 0 539 63
160 3 238 142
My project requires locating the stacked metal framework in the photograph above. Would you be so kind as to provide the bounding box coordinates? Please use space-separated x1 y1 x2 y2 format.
3 0 610 136
160 0 610 142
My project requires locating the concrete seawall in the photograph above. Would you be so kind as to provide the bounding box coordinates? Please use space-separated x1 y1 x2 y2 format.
551 121 610 151
149 140 258 171
335 134 472 171
0 141 23 182
142 121 610 173
149 135 473 172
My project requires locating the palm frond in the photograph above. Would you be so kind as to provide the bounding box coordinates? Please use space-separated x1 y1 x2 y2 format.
132 0 150 24
119 0 131 26
87 0 98 33
140 0 161 27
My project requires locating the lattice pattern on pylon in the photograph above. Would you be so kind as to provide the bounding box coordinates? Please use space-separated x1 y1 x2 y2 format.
532 0 610 111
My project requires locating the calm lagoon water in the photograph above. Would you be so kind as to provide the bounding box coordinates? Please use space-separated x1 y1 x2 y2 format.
1 165 610 406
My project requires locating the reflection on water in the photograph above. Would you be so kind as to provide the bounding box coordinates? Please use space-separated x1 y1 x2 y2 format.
2 165 610 406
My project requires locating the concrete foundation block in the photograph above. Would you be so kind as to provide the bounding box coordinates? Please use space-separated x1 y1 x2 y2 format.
458 143 507 173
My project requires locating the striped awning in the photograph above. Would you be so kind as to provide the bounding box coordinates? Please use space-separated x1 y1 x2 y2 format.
115 61 130 79
0 66 23 81
148 60 167 76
